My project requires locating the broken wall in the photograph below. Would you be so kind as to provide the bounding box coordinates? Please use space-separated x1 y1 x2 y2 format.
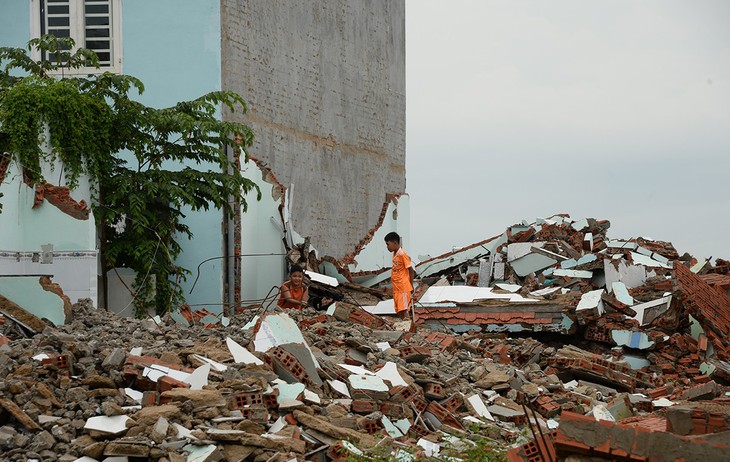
328 193 411 286
238 159 288 306
221 0 407 261
0 276 70 326
0 158 97 307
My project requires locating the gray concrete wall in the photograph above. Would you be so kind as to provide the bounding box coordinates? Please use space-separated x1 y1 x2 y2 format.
221 0 406 260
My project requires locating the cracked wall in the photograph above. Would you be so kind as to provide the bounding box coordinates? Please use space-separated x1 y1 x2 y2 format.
0 155 97 307
221 0 406 261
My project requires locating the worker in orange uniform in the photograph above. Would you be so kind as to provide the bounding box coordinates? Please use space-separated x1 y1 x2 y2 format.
384 232 415 318
277 265 309 309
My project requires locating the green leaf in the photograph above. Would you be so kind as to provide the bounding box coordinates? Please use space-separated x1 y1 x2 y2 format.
0 36 261 316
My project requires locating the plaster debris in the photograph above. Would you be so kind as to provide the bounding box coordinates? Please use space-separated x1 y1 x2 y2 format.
0 214 729 461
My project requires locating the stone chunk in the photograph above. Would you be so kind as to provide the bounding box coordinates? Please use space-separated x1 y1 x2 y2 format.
28 430 55 452
102 348 127 369
130 404 181 427
0 425 17 447
475 370 512 389
82 374 116 389
292 410 379 448
0 397 41 431
103 439 152 457
160 388 226 408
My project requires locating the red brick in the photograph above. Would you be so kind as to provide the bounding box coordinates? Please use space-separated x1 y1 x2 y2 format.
556 411 727 460
407 423 431 439
440 393 465 413
411 396 429 414
674 262 730 358
646 385 673 399
425 332 458 352
141 391 158 407
157 375 190 392
352 399 378 414
41 354 72 374
268 347 314 385
229 392 265 410
389 384 422 403
263 391 279 410
425 401 464 430
357 418 383 434
533 395 561 418
423 382 445 400
507 432 557 462
398 345 431 362
380 402 408 419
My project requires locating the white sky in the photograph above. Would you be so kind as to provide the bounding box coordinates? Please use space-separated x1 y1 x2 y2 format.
405 0 730 262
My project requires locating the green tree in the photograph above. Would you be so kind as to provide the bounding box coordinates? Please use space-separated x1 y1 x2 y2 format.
0 36 259 315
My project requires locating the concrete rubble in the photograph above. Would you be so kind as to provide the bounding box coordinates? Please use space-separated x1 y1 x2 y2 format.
0 214 729 461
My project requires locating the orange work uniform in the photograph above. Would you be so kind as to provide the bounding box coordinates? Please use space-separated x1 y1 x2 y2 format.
391 247 413 313
277 281 307 309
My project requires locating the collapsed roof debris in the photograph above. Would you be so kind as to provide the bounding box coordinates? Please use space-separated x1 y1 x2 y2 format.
1 214 730 461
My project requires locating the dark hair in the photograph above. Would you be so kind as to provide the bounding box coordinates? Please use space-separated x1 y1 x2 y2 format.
384 232 400 243
289 265 305 275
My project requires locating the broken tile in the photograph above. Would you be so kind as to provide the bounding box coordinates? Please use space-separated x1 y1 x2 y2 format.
375 361 408 387
84 415 130 435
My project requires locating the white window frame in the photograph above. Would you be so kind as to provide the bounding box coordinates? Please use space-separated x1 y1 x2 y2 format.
29 0 123 75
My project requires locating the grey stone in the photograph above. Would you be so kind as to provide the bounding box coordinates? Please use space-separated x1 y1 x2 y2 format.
102 348 126 368
12 433 29 449
27 430 55 452
51 424 73 443
0 425 17 447
39 449 59 461
469 365 486 382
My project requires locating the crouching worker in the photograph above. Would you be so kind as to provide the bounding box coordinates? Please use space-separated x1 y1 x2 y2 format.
384 232 415 318
277 265 309 309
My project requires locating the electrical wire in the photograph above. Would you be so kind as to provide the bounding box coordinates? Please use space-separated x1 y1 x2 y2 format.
4 159 210 313
188 253 287 294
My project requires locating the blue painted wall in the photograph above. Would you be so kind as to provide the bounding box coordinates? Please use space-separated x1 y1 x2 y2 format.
123 0 224 313
0 2 31 47
0 1 226 313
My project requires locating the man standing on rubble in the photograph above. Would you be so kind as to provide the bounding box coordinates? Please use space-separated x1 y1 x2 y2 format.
385 232 415 319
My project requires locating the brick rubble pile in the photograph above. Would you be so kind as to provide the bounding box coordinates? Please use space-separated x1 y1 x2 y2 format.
0 215 729 461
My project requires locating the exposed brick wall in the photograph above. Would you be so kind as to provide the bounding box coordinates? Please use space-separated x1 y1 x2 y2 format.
673 261 730 358
32 183 90 220
2 152 90 220
39 276 73 323
0 152 10 184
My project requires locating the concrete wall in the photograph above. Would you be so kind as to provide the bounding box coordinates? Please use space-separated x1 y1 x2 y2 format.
0 2 30 49
0 161 98 306
122 0 225 312
221 0 406 261
345 194 411 286
0 276 68 327
238 163 288 305
2 0 408 314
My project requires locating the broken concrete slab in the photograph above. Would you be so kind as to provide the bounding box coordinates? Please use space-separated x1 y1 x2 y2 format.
225 337 263 365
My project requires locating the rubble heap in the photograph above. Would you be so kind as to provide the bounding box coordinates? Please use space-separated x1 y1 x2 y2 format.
0 214 729 461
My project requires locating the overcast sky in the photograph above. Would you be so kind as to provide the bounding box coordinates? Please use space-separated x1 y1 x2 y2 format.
405 0 730 263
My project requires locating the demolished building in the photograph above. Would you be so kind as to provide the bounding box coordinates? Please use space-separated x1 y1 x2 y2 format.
0 0 408 316
1 214 730 461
